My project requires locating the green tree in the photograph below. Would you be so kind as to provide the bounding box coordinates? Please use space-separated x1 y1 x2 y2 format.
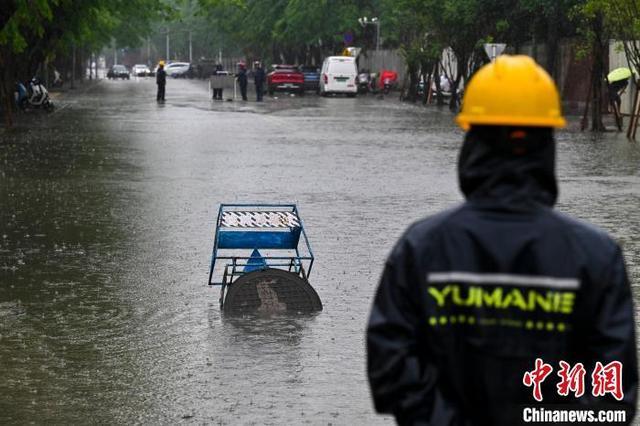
573 0 610 131
0 0 168 128
381 0 442 102
198 0 376 64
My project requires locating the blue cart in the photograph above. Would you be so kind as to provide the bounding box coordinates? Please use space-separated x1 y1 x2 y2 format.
208 204 322 313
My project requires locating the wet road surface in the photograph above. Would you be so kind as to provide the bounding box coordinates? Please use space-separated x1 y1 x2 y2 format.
1 77 639 424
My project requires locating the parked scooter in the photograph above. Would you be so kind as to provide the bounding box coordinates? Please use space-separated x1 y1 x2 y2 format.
14 81 28 110
357 71 371 94
379 70 398 95
16 78 54 111
52 69 64 88
417 81 426 98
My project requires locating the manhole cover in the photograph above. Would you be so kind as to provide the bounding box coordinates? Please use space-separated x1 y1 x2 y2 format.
223 269 322 314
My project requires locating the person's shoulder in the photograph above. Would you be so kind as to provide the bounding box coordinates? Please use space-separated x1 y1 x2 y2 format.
547 209 619 254
394 204 467 251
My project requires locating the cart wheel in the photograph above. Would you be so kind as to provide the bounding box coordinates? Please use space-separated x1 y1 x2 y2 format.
222 268 322 314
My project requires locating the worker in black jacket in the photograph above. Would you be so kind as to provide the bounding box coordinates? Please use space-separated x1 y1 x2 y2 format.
367 55 637 425
156 61 166 102
236 62 248 101
254 61 265 102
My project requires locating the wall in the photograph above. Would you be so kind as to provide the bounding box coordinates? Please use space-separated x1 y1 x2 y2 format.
357 49 406 80
356 41 633 116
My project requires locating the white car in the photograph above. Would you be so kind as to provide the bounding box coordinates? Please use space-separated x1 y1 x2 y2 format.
319 56 358 97
165 62 191 78
132 64 151 76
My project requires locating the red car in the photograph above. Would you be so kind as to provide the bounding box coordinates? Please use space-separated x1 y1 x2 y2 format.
267 65 304 94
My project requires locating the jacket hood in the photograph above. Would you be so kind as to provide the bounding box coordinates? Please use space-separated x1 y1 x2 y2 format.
458 126 558 209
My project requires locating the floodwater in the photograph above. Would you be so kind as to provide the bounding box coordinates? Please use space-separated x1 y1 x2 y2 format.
1 78 639 424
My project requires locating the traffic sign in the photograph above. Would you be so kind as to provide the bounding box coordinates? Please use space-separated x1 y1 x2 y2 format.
484 43 506 61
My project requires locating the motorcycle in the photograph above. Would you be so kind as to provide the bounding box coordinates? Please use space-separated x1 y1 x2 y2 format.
52 69 64 88
379 70 398 95
16 78 54 111
14 81 28 110
357 72 371 94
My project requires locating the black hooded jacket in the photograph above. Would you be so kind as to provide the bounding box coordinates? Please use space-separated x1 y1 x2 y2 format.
156 67 166 85
367 127 638 425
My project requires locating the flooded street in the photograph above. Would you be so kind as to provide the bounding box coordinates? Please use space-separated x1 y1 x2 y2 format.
1 77 639 424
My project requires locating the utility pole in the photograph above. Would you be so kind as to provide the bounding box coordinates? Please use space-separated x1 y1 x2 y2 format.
358 17 381 69
113 39 117 65
71 43 76 89
147 36 151 65
189 31 193 63
166 28 170 60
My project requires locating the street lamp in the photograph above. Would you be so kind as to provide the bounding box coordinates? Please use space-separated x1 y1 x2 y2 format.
358 16 380 52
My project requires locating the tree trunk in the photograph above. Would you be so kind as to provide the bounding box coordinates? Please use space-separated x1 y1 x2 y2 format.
1 83 14 129
405 64 418 102
590 13 606 132
449 51 467 111
0 50 14 129
545 3 560 79
434 62 444 106
449 74 461 112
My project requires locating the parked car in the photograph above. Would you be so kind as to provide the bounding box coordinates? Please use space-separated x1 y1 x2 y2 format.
132 64 151 76
165 62 192 78
107 64 130 80
319 56 357 97
267 65 304 94
299 65 320 92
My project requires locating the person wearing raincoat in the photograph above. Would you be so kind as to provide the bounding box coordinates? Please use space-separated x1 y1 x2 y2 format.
236 62 248 101
607 67 632 112
367 55 638 425
156 61 166 102
253 61 265 102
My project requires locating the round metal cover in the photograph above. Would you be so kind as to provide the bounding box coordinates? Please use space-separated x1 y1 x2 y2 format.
223 269 322 314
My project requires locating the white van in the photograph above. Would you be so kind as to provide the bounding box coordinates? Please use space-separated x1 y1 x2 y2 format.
320 56 358 96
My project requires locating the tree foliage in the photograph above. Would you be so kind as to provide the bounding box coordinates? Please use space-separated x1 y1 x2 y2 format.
0 0 169 127
197 0 376 64
2 0 633 132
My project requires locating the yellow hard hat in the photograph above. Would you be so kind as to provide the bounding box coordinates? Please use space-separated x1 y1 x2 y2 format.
456 55 566 130
158 60 165 66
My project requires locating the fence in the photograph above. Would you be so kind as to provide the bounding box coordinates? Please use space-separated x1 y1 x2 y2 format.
209 74 236 90
358 50 406 80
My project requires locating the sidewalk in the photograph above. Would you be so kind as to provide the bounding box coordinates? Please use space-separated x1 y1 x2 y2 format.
49 78 103 99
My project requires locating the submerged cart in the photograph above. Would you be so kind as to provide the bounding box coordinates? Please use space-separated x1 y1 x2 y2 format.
208 204 322 313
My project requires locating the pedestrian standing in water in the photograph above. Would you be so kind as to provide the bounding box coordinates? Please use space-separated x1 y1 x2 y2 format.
156 61 166 102
236 62 248 101
253 61 265 102
367 55 637 425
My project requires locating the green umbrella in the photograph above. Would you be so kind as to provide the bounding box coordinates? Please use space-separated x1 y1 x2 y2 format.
607 67 632 83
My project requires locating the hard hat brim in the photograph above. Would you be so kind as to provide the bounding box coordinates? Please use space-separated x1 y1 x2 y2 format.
456 114 566 131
